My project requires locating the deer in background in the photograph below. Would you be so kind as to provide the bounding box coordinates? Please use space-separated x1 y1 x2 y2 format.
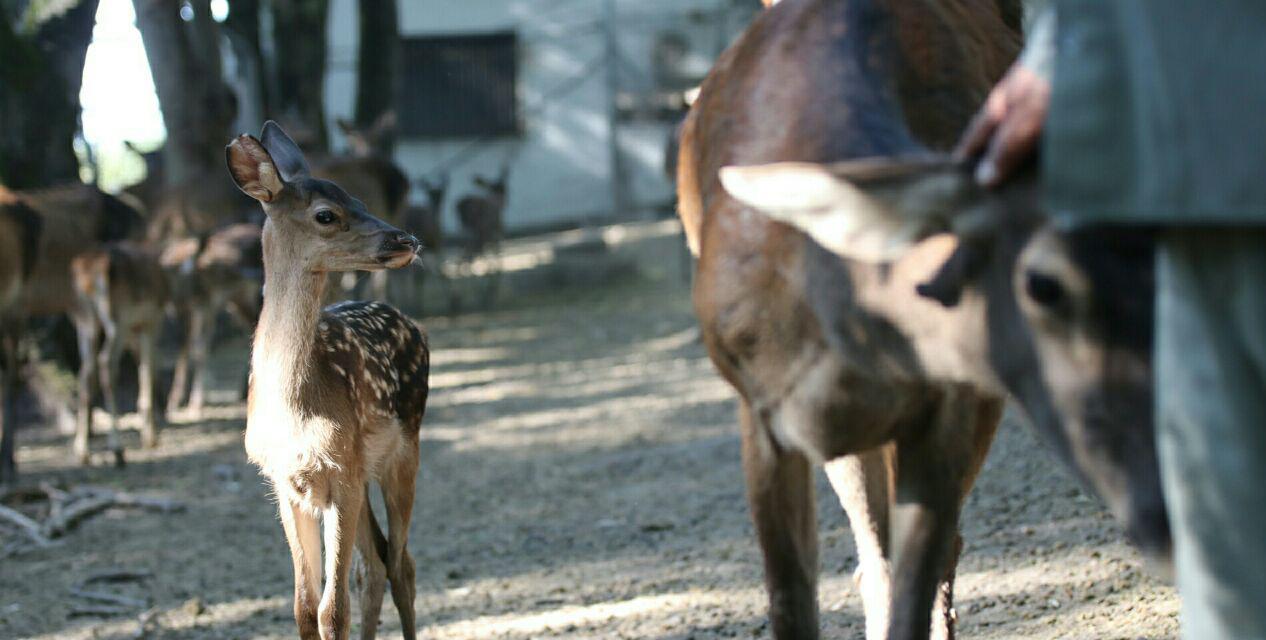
455 165 510 307
70 242 170 465
228 122 429 640
455 165 509 262
398 173 458 314
165 223 263 418
6 185 149 467
0 188 43 484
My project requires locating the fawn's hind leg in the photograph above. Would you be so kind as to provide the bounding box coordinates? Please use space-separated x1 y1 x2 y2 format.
355 489 388 640
381 447 419 639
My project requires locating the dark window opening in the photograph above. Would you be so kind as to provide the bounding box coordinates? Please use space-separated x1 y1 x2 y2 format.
398 32 520 139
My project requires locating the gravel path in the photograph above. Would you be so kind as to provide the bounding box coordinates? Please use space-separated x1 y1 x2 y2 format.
0 228 1176 639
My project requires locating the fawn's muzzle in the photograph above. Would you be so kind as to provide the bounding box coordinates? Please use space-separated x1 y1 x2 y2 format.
378 232 420 267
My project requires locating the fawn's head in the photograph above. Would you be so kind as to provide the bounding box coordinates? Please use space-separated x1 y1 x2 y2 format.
226 121 418 273
473 164 510 197
417 173 449 210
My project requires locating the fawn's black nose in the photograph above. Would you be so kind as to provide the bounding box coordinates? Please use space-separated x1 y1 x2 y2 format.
392 232 419 252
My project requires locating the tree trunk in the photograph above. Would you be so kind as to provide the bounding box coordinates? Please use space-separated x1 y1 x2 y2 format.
272 0 329 151
0 0 100 189
132 0 237 186
354 0 398 154
222 0 269 126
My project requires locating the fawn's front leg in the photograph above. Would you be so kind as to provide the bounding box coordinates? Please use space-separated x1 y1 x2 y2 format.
321 484 366 640
280 499 323 640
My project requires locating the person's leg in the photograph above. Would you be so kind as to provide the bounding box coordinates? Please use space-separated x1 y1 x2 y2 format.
1156 229 1266 638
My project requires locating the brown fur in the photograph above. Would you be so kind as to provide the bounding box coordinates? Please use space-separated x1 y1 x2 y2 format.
0 187 43 484
0 185 146 470
165 222 263 417
69 242 170 464
455 168 508 261
677 0 1018 637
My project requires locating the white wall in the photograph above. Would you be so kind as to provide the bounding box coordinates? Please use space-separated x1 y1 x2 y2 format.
324 0 742 232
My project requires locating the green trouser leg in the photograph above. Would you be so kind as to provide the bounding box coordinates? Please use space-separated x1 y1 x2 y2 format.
1157 230 1266 639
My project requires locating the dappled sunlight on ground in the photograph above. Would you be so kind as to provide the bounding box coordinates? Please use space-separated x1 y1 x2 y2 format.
0 224 1175 638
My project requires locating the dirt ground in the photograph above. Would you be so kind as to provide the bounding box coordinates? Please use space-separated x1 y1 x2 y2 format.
0 222 1177 639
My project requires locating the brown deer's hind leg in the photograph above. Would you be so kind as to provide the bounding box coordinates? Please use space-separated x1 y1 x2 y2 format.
95 315 125 467
72 310 98 465
825 448 894 640
185 307 210 419
280 500 323 640
167 310 191 413
136 331 158 448
886 394 990 640
381 449 419 639
741 400 820 639
355 491 388 640
928 398 1001 640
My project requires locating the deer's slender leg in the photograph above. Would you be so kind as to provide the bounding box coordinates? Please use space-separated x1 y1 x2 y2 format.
136 330 158 448
321 483 366 640
886 396 983 640
926 398 1000 640
72 310 97 465
185 306 209 419
96 313 124 467
0 324 20 485
355 492 388 640
741 400 819 640
280 499 322 640
381 449 418 639
825 448 894 640
167 308 191 413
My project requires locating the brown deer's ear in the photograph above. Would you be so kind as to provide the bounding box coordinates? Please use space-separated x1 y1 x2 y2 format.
226 134 284 203
719 156 978 263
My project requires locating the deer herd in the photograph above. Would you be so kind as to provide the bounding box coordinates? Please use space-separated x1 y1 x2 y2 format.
0 1 1175 639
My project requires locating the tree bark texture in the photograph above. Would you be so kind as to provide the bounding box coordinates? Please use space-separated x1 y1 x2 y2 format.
354 0 398 154
271 0 329 151
132 0 237 186
0 0 100 188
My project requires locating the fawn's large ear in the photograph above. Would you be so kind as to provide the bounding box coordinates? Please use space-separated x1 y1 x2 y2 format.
718 156 981 263
260 120 310 182
226 134 284 203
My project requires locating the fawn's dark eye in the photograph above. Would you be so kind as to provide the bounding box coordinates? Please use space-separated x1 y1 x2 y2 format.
1025 271 1067 308
314 210 337 226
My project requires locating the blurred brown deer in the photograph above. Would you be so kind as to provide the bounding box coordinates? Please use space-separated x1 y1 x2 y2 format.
164 223 263 419
676 0 1020 637
0 187 43 484
455 165 508 262
70 243 169 464
4 185 149 467
399 173 458 314
228 121 428 640
454 165 510 307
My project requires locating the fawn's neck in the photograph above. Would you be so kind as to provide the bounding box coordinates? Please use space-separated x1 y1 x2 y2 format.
251 225 327 406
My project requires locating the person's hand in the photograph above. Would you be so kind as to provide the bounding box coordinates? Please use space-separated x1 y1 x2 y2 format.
954 62 1050 188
